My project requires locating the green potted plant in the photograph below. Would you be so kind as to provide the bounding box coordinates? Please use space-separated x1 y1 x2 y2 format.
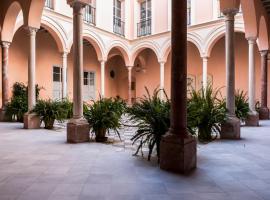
127 88 170 161
84 97 125 142
235 90 249 122
5 82 41 122
31 99 69 129
187 85 226 142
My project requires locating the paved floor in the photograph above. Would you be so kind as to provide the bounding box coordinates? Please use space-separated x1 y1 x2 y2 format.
0 121 270 200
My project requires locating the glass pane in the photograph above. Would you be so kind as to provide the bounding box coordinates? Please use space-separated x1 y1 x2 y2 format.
53 73 60 82
53 67 60 73
84 78 88 85
84 72 88 79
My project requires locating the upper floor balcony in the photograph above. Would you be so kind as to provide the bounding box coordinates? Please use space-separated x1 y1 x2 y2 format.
84 5 96 25
113 17 125 36
137 18 151 37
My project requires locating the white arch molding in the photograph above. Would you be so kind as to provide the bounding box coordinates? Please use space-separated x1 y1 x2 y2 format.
106 40 132 66
203 22 245 57
130 41 162 66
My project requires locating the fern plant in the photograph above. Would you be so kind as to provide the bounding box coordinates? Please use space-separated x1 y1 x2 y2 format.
84 97 125 142
235 90 249 121
127 88 170 161
32 99 69 129
187 86 226 142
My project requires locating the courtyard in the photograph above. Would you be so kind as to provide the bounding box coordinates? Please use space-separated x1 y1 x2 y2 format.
0 121 270 200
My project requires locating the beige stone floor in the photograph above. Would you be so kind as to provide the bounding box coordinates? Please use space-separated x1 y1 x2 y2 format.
0 121 270 200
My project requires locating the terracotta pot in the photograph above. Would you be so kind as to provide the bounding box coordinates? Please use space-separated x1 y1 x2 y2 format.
95 128 108 142
44 118 55 129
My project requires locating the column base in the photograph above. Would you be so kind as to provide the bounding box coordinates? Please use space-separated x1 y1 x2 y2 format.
259 107 269 120
245 112 259 126
160 133 197 174
23 113 40 129
221 116 240 139
0 109 10 122
67 118 90 143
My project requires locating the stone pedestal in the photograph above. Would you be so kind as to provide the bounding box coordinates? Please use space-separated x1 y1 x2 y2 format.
221 116 240 139
245 112 259 126
0 109 9 122
160 133 197 174
67 119 90 143
259 107 269 120
23 113 40 129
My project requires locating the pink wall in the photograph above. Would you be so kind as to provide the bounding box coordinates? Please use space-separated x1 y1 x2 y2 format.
2 29 270 110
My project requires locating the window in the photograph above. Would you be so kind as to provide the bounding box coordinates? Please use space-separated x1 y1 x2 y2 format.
137 0 151 37
187 0 191 25
83 71 96 101
52 66 62 100
217 0 224 18
84 4 96 25
45 0 53 9
113 0 125 36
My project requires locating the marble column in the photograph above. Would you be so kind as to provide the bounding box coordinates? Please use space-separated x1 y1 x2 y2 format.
202 57 208 90
23 27 40 129
127 66 133 105
245 38 259 126
159 61 165 99
220 9 240 139
160 0 196 174
0 42 10 121
67 0 90 143
62 52 68 99
100 60 106 98
259 50 269 119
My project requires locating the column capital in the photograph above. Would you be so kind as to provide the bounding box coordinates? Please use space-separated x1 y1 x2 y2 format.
62 52 69 58
202 56 209 61
223 8 238 21
67 0 89 6
1 41 11 48
247 37 257 43
25 26 38 36
260 50 268 57
127 66 133 70
99 59 107 64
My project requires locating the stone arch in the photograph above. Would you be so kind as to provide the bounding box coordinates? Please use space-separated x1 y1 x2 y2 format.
1 1 23 42
240 0 259 39
106 41 132 66
13 16 68 52
68 30 105 61
26 0 46 28
162 33 204 62
204 24 245 57
130 41 161 66
257 15 269 51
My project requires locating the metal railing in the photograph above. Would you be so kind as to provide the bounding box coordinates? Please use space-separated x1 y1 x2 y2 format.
137 18 151 37
84 5 96 25
113 17 125 36
45 0 53 9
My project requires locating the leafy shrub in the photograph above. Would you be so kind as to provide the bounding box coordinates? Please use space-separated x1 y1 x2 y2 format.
127 88 170 161
5 82 41 122
32 99 69 129
235 90 250 121
187 86 226 142
84 97 126 142
221 90 250 122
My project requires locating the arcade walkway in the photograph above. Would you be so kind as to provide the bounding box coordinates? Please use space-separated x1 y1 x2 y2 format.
0 122 270 200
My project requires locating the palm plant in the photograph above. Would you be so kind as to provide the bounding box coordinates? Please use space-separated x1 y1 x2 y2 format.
127 88 170 161
235 90 249 121
187 86 226 142
32 99 69 129
84 97 125 142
